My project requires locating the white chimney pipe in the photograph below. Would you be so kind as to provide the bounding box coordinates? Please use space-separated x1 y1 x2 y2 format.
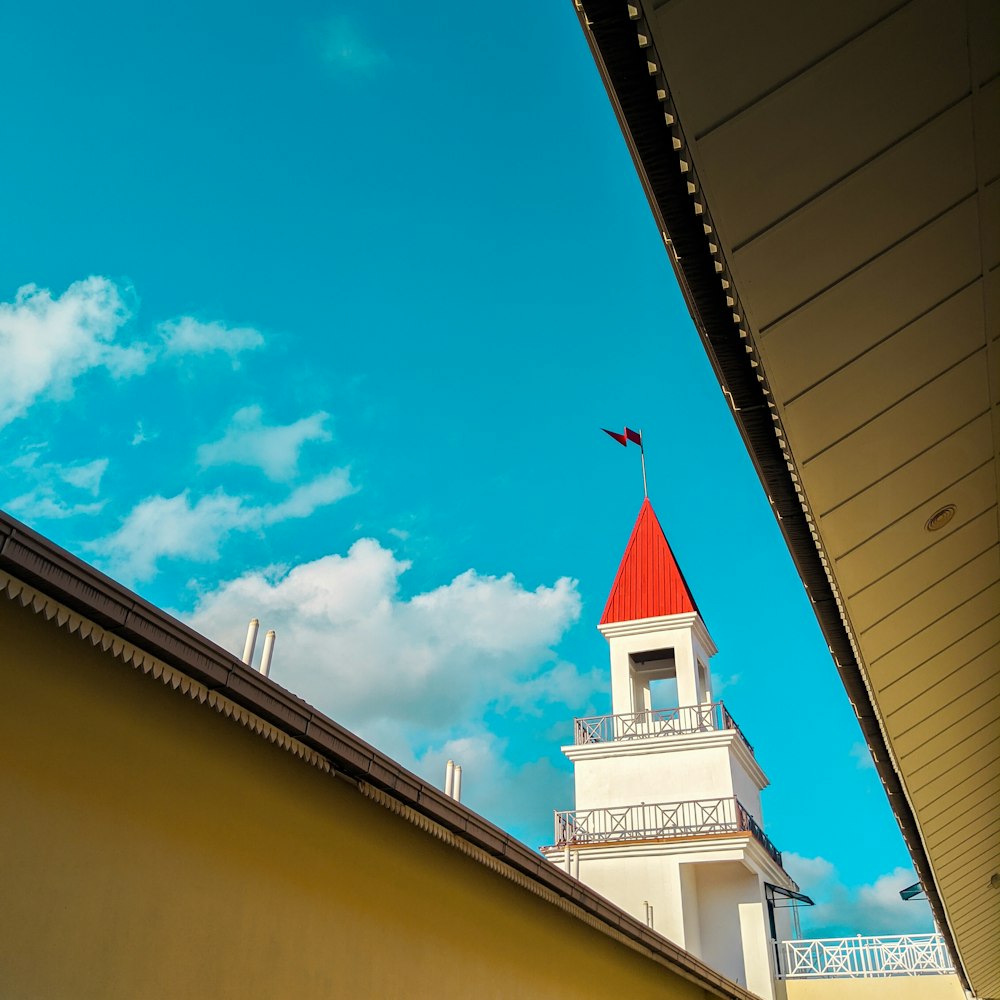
452 764 462 803
259 629 276 677
242 618 260 666
445 759 455 797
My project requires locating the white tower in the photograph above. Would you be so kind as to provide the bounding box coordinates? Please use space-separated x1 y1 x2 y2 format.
544 499 801 999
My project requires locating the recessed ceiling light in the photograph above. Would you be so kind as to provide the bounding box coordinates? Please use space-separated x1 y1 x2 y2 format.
925 505 956 532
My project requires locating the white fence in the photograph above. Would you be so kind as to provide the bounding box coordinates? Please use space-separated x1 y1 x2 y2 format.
780 934 953 978
553 796 783 866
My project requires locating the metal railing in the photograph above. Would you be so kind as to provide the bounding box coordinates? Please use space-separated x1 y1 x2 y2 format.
553 796 782 867
573 702 754 753
779 934 954 978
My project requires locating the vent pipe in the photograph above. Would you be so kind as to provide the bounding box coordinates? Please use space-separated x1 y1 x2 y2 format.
445 759 455 797
452 764 462 803
242 618 260 666
259 629 276 677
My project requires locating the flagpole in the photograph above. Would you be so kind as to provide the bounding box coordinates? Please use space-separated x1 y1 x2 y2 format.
640 428 648 499
601 425 648 498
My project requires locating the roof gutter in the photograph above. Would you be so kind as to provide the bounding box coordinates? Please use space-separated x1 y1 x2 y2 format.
572 0 969 991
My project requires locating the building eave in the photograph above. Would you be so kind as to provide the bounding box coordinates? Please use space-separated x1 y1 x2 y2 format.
571 0 967 990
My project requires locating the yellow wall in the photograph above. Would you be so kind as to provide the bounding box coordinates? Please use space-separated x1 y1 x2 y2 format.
0 597 713 999
778 974 966 1000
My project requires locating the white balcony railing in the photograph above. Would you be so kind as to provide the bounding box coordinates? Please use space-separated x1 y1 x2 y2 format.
553 796 783 868
779 934 954 978
573 702 754 753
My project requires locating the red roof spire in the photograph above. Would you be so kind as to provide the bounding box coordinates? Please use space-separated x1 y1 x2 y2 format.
600 498 699 625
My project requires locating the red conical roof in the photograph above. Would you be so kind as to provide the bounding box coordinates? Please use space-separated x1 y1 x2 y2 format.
600 498 699 625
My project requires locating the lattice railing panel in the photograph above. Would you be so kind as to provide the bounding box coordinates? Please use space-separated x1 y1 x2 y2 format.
572 702 753 753
779 934 953 978
553 796 782 866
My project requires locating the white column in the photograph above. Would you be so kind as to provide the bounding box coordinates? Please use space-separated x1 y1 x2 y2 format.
693 634 714 703
610 646 636 716
739 888 776 1000
679 863 702 957
656 859 687 948
674 632 699 706
633 671 652 713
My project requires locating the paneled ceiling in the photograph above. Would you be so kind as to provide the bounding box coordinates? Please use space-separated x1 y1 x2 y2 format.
573 0 999 995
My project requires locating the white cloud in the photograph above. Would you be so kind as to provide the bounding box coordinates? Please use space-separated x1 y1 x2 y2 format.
11 447 43 470
713 671 741 694
197 405 331 481
60 458 109 495
264 469 354 521
6 489 104 521
319 15 390 72
131 422 152 446
91 470 355 582
182 539 587 731
415 732 573 847
158 316 264 358
501 660 603 716
4 454 110 522
850 741 876 770
0 277 152 429
94 491 253 580
178 539 589 843
783 853 934 936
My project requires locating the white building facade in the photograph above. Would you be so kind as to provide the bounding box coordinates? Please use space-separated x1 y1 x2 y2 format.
544 499 801 999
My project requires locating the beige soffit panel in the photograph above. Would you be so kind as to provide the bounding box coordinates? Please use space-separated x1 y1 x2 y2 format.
782 284 984 464
757 201 982 400
818 413 993 556
650 0 902 140
671 0 970 251
800 354 990 513
845 507 998 628
581 0 1000 992
730 103 977 328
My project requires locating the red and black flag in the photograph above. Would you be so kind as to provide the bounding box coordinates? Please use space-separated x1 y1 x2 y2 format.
602 426 648 497
602 426 643 449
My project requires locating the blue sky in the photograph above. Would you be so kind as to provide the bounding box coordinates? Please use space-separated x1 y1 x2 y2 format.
0 1 931 937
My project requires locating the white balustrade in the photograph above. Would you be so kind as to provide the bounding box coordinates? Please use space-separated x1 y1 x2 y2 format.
573 702 754 752
779 934 953 978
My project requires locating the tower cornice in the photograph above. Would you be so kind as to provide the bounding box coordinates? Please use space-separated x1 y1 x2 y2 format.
598 611 717 657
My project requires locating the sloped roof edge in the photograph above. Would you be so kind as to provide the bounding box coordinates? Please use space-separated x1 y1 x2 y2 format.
0 507 756 1000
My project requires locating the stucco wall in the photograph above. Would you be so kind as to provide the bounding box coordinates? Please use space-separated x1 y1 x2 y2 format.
578 851 686 945
574 740 739 809
0 597 714 1000
695 863 748 986
778 974 966 1000
729 755 764 823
